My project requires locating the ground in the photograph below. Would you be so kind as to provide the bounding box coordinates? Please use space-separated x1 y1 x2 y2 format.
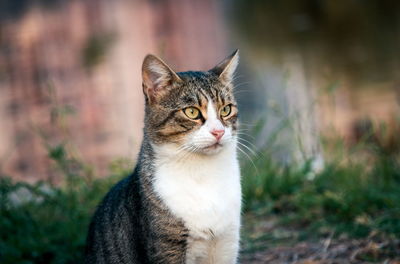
241 213 400 264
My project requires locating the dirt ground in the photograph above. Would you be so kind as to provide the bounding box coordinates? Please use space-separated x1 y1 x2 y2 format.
241 214 400 264
241 237 400 263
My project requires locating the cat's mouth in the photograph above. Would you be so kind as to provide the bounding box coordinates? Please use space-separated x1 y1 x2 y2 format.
203 142 222 150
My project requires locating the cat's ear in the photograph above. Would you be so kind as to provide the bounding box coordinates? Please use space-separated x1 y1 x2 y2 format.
142 54 182 103
209 49 239 85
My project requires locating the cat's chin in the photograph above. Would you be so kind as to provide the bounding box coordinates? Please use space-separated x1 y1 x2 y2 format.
198 142 224 155
189 139 236 156
153 141 230 158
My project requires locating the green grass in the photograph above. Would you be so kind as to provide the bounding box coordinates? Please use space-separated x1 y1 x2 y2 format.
242 147 400 239
0 175 129 264
0 148 130 264
1 138 399 263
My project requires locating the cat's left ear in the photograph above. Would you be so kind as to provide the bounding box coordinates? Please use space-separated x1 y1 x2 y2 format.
209 49 239 85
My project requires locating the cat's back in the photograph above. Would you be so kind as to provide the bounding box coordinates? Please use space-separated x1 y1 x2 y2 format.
85 170 147 264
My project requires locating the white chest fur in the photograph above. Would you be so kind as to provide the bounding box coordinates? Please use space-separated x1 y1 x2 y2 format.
153 144 241 240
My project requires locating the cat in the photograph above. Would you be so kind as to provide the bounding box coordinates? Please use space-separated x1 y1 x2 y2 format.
85 50 241 264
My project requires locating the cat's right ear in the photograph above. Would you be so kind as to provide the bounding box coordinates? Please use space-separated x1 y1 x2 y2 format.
142 54 182 104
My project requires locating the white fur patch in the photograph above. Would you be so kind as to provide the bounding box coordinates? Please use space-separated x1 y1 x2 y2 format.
153 138 241 263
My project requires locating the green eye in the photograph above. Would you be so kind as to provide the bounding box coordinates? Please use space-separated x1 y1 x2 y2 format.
184 107 201 119
220 105 232 117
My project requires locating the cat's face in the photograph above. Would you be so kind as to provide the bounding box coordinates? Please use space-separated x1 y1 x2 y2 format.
142 51 239 155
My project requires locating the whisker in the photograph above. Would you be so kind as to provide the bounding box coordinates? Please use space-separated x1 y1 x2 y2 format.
236 132 256 140
237 138 266 160
237 137 258 149
236 129 254 138
236 141 258 157
236 145 259 175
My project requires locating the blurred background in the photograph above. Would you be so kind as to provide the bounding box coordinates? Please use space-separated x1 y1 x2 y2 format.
1 0 400 263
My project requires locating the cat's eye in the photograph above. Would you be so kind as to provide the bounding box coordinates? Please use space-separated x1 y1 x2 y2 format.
183 107 201 119
220 104 232 117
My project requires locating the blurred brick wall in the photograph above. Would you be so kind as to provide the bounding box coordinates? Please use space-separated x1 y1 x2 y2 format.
0 0 227 182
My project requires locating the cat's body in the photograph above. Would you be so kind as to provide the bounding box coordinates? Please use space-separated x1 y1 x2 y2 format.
85 51 241 264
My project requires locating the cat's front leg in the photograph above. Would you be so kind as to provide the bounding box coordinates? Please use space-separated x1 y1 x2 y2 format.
212 229 240 264
185 228 240 264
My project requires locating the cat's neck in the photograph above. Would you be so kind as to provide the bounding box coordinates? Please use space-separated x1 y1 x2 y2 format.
150 137 241 239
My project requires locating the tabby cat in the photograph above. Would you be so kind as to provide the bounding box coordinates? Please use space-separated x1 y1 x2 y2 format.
85 50 241 264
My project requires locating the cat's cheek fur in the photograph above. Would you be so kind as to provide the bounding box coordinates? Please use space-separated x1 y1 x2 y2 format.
152 142 241 263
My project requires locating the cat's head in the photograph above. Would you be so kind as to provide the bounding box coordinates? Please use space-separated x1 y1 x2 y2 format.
142 50 239 155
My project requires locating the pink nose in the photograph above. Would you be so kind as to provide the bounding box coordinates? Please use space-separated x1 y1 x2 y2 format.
211 129 225 141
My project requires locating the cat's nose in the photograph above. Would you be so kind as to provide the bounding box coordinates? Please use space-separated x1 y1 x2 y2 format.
211 129 225 141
